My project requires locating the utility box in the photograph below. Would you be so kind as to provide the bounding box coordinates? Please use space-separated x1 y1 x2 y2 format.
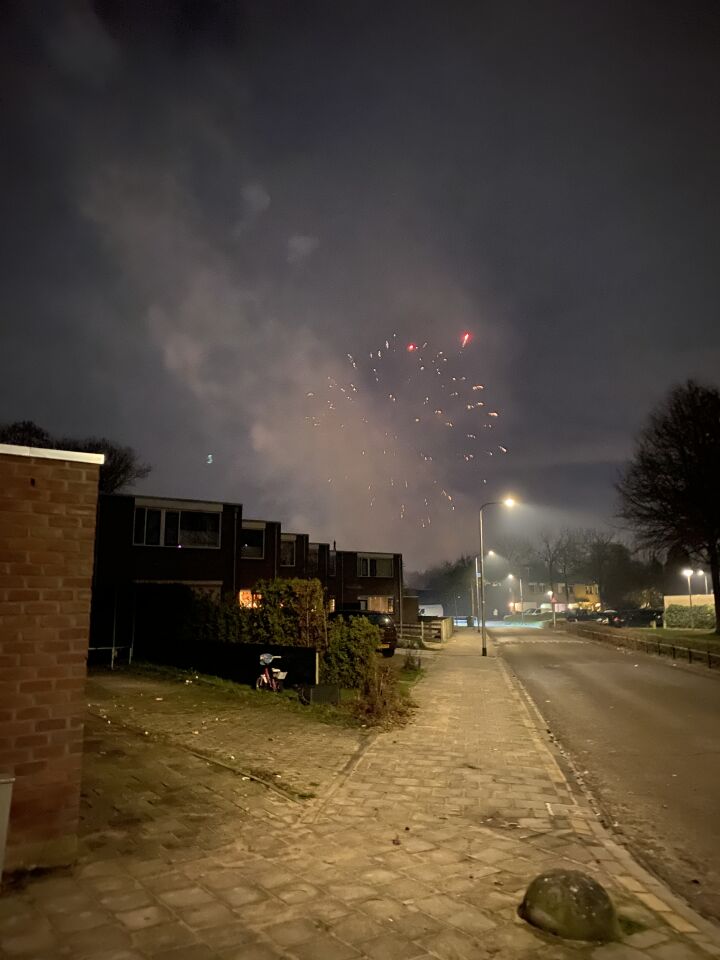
298 684 341 705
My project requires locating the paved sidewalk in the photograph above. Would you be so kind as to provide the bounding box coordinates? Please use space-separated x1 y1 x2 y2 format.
2 629 720 959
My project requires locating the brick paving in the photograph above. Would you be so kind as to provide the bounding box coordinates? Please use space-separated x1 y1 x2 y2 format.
2 628 720 959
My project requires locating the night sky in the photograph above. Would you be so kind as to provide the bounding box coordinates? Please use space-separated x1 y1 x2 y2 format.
2 1 720 568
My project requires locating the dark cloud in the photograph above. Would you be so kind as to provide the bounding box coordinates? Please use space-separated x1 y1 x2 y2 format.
2 0 720 566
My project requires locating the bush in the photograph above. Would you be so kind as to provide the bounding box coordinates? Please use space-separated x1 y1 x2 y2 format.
354 658 412 726
664 604 716 630
250 578 327 648
320 618 378 688
178 579 328 649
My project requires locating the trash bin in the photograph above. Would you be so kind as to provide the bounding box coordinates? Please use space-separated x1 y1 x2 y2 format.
0 777 14 879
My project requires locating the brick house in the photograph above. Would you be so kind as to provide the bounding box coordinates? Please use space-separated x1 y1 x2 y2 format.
90 493 405 655
330 550 403 616
0 442 103 875
91 494 244 659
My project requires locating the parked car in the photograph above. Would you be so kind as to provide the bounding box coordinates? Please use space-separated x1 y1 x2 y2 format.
328 610 397 657
609 608 664 628
565 609 599 623
596 610 618 624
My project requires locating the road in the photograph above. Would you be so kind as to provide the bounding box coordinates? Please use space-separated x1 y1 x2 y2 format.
496 627 720 922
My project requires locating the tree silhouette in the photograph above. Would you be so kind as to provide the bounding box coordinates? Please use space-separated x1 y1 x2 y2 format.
0 420 150 494
617 380 720 633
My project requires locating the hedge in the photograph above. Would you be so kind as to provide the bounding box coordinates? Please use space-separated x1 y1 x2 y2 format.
664 604 716 630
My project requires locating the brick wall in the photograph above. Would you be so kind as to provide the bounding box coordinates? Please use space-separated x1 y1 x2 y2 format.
0 444 103 874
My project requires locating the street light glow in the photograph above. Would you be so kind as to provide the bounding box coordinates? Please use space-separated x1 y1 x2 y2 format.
507 573 515 580
503 497 516 507
681 568 694 577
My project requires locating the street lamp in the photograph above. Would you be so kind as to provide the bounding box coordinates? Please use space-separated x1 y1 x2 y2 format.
682 568 695 628
696 569 709 594
477 497 516 655
508 573 525 624
547 590 557 627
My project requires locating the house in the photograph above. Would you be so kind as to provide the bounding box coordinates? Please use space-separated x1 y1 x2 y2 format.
236 518 281 606
91 494 244 660
508 580 601 613
90 493 406 657
330 550 403 615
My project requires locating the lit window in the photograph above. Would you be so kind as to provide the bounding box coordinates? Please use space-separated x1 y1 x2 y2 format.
238 589 261 608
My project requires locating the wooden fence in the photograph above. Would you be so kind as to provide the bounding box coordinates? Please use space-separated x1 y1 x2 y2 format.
397 617 454 646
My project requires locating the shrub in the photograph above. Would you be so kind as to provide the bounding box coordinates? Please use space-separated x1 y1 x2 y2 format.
664 604 716 630
180 591 252 646
320 617 378 688
250 578 327 648
355 658 412 726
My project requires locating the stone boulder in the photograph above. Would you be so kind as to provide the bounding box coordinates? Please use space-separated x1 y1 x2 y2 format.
518 869 621 942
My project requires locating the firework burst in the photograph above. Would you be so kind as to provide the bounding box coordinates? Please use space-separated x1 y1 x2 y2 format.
305 332 508 525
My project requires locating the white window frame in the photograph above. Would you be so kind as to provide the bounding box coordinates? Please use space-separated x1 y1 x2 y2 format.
133 501 222 549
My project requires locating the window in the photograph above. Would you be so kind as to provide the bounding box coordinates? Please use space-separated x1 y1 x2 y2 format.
145 509 161 545
241 522 265 559
280 535 296 567
164 510 179 547
328 549 337 576
238 589 261 608
308 543 319 576
133 505 220 548
181 511 220 547
357 553 394 578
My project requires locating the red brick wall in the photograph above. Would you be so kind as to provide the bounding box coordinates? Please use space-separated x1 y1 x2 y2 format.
0 449 101 874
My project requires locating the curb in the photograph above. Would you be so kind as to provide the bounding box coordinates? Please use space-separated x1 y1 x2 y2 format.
491 630 720 947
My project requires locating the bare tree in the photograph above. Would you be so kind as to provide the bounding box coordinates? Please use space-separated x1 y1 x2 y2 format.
0 420 53 447
1 420 150 493
578 528 617 606
617 379 720 633
554 529 585 605
534 530 562 587
57 436 151 493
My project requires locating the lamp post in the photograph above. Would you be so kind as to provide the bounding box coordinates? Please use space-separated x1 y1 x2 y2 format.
477 498 516 655
507 574 525 623
696 569 709 594
682 568 695 628
547 590 556 627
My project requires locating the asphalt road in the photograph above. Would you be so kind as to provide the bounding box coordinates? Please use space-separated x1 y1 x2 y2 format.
496 628 720 922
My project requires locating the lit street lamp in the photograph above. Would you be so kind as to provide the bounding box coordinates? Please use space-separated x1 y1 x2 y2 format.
477 497 516 655
682 568 695 628
696 569 709 594
507 573 524 623
547 590 557 627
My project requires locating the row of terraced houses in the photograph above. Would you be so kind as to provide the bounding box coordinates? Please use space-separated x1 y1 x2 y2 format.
90 492 405 663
